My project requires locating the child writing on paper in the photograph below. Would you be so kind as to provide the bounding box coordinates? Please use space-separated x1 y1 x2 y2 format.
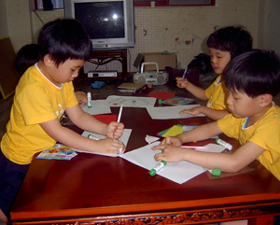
0 19 125 223
14 43 88 104
176 26 253 120
153 50 280 180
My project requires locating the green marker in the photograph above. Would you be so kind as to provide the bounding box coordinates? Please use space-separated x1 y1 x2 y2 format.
211 168 221 177
149 160 167 176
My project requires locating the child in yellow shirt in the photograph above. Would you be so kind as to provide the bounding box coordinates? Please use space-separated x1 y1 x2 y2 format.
154 50 280 181
14 44 88 104
176 26 253 120
0 19 125 222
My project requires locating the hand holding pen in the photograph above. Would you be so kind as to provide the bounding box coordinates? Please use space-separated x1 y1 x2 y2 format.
182 66 189 79
105 122 124 140
104 105 124 139
176 66 190 89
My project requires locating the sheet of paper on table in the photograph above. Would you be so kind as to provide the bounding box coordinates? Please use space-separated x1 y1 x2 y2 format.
81 99 111 115
106 95 157 107
73 129 132 157
120 142 225 184
146 105 205 120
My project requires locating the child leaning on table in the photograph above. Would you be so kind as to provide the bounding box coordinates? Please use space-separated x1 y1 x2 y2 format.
176 26 253 120
153 50 280 181
14 43 88 104
0 18 125 222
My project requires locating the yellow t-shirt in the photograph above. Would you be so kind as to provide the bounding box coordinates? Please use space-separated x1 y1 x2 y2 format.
217 105 280 180
1 64 78 165
204 75 228 110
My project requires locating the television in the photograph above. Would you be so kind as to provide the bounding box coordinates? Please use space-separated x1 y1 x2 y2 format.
64 0 135 50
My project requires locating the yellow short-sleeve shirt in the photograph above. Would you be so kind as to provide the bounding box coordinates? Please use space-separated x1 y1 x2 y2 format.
217 105 280 180
204 75 228 110
1 64 78 164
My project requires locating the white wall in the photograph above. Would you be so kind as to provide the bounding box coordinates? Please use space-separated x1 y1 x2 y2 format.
27 0 261 73
258 0 280 55
3 0 280 72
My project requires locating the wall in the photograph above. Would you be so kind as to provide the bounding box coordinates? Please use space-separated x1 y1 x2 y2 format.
0 0 32 52
0 0 8 38
132 0 259 71
2 0 274 73
258 0 280 55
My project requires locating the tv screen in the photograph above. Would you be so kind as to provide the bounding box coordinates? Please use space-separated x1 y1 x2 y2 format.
64 0 135 50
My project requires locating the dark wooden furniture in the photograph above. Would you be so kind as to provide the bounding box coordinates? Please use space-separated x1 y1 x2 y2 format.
10 107 280 225
76 49 128 86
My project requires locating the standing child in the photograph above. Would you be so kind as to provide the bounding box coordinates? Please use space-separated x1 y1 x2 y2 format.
176 26 253 120
0 18 125 223
14 44 88 104
153 50 280 180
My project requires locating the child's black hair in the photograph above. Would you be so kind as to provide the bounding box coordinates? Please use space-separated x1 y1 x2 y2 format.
38 19 92 66
207 26 253 59
225 50 280 98
14 44 39 76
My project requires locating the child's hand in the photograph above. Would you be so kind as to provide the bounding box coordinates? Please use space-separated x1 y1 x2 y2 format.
75 91 87 104
176 77 189 89
153 145 186 162
179 106 204 115
158 136 182 146
95 138 126 154
106 121 124 139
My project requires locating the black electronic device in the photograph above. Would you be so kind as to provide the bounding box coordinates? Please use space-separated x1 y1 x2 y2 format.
64 0 135 50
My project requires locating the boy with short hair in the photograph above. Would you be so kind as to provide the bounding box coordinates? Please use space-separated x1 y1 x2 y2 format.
0 18 125 222
15 44 88 103
153 50 280 180
176 26 253 120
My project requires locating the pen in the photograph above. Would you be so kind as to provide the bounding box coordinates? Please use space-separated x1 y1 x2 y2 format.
117 104 123 154
117 104 123 123
87 92 92 108
182 66 188 79
181 145 209 150
149 160 167 176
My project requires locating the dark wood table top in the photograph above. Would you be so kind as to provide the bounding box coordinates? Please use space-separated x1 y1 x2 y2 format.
10 107 280 222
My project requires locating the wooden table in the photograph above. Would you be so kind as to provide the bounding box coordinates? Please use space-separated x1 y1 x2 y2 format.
10 107 280 225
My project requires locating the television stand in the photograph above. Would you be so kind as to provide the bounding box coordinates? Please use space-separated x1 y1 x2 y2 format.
76 49 128 86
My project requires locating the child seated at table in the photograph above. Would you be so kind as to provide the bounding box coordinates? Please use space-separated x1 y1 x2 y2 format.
176 26 253 120
153 50 280 181
0 18 125 223
14 43 88 104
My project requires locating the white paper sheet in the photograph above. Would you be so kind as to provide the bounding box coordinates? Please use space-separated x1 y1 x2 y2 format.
73 129 132 157
146 105 205 120
120 142 225 184
105 95 156 107
80 100 111 115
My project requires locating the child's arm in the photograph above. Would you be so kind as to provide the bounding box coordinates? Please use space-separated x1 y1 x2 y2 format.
66 104 124 139
179 106 229 120
154 141 265 173
158 121 222 146
40 105 125 154
40 118 125 154
176 77 208 100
